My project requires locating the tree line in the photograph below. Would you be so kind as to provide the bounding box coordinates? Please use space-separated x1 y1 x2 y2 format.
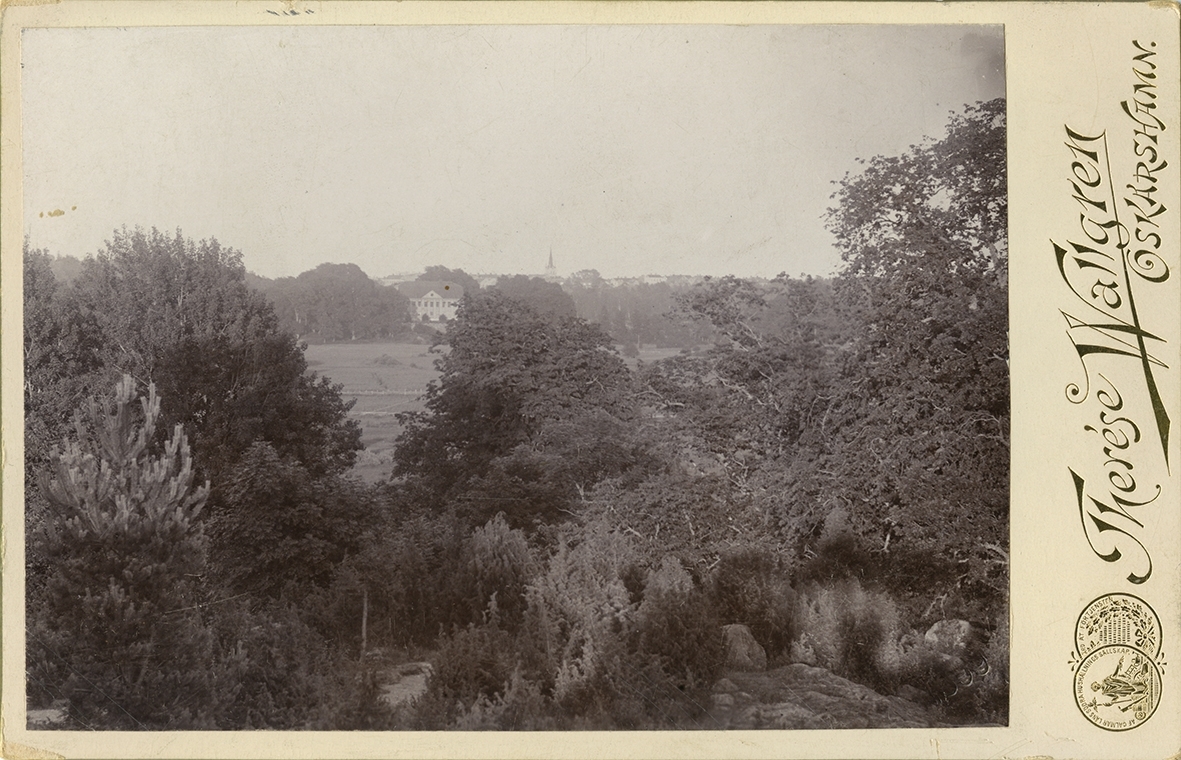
24 99 1008 729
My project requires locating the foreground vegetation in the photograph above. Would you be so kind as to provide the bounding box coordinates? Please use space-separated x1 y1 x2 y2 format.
25 100 1007 730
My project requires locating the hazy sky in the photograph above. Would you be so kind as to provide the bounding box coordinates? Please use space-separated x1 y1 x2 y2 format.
22 25 1004 280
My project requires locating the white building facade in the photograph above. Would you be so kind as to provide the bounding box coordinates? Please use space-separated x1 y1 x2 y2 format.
396 280 465 322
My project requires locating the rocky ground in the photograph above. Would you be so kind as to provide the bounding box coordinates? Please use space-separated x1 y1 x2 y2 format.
704 664 933 729
27 662 937 731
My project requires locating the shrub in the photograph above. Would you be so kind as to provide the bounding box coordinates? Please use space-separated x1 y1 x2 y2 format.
210 600 332 729
448 668 554 730
358 511 472 648
636 557 724 690
415 623 522 729
874 611 1005 723
313 662 397 730
523 526 638 707
973 608 1009 724
211 443 373 601
469 514 537 631
793 579 900 691
878 634 961 707
710 547 796 662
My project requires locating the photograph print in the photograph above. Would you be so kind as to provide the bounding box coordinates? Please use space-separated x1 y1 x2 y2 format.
20 22 1008 731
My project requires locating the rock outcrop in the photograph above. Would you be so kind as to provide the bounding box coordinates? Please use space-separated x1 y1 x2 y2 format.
708 664 932 729
722 624 767 672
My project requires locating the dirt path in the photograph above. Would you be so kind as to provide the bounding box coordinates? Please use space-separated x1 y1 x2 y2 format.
379 661 433 708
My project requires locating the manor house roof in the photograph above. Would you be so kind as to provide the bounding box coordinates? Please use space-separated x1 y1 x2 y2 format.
396 280 465 300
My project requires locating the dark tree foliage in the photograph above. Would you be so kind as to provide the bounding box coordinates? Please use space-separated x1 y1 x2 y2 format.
25 227 365 626
260 262 413 342
393 290 641 526
23 241 105 477
418 265 482 294
642 275 841 489
492 275 577 320
636 99 1008 598
28 378 216 728
30 227 363 494
153 334 361 487
210 442 374 599
819 98 1008 583
70 227 278 382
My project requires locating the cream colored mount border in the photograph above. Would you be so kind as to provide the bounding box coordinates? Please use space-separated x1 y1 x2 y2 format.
2 2 1179 759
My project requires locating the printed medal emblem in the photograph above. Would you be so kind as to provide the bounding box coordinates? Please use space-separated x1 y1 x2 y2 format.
1072 594 1165 730
1075 593 1162 659
1075 645 1162 731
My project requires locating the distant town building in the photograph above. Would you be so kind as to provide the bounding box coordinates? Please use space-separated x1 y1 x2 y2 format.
377 273 419 287
397 280 464 322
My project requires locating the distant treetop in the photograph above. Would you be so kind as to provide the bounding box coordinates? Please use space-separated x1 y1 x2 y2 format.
417 265 480 294
396 280 465 301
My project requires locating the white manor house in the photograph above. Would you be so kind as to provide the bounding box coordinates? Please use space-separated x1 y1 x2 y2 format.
396 280 465 322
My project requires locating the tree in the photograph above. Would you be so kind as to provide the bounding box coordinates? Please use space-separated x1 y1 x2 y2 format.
45 227 363 490
152 333 362 486
265 263 412 342
28 377 216 728
24 241 108 598
25 228 366 618
819 98 1008 583
646 275 840 490
70 227 278 383
210 442 374 599
23 240 105 477
566 276 710 350
393 290 640 526
492 275 577 320
418 265 481 295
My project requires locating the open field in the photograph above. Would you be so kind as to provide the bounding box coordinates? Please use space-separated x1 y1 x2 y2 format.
304 341 443 482
305 341 687 482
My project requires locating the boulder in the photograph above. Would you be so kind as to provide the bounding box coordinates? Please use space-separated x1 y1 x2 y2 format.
723 624 768 672
924 619 974 657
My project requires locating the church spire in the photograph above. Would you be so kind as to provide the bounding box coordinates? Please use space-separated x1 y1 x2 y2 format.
545 247 557 279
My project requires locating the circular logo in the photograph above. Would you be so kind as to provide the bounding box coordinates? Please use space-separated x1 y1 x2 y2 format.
1075 644 1162 731
1076 593 1162 659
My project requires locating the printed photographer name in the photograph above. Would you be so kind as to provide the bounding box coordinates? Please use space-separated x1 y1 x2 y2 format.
1054 40 1171 585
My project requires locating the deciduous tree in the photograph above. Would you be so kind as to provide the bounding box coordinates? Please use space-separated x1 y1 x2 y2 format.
819 98 1008 581
393 290 640 526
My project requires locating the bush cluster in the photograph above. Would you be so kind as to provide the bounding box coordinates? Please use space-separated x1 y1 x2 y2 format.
708 547 796 663
790 576 1008 723
792 578 901 690
412 522 725 729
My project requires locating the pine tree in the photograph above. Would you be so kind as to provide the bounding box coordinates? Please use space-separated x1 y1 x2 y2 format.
28 376 217 728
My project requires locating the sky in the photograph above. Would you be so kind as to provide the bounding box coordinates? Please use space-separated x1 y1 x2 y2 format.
22 24 1004 280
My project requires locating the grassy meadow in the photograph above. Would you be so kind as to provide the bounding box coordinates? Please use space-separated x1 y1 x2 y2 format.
304 341 442 482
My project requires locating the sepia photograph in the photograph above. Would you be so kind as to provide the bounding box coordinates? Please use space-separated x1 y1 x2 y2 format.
2 3 1177 759
18 21 1009 732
